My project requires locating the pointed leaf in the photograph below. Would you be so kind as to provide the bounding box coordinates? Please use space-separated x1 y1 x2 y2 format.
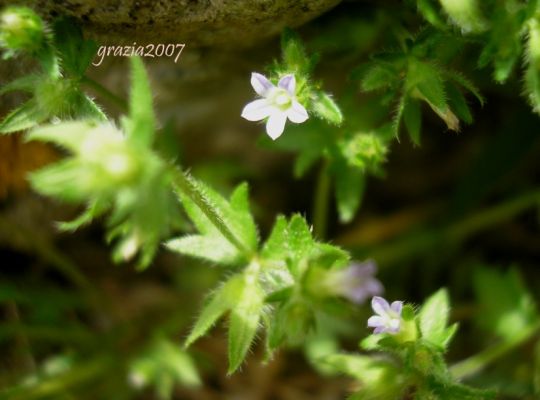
403 98 422 145
128 57 155 147
185 275 244 348
228 281 264 374
166 234 239 266
0 100 44 134
311 90 343 125
419 288 454 349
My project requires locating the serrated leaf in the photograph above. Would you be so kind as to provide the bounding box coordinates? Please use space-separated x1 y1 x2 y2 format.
419 288 456 349
228 281 264 374
166 235 239 266
128 57 155 147
185 275 244 348
311 90 343 125
0 100 44 134
403 98 422 145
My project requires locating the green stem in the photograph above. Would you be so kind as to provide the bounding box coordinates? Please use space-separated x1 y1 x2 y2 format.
451 321 540 380
171 168 253 258
312 159 331 240
81 76 128 112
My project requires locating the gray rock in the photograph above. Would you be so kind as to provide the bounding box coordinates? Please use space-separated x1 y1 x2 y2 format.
29 0 341 47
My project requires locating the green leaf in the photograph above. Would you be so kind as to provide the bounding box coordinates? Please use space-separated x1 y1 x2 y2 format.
56 200 108 231
444 70 484 106
311 90 343 125
228 281 264 374
176 179 258 262
403 98 422 145
261 215 289 261
52 17 98 78
26 120 95 152
408 60 447 112
333 158 365 223
446 83 473 124
281 28 311 74
287 214 314 274
128 57 156 147
293 149 321 178
473 266 538 341
0 100 44 134
361 63 398 92
166 235 239 266
417 0 448 29
0 74 39 95
419 288 457 349
439 0 487 33
184 275 244 348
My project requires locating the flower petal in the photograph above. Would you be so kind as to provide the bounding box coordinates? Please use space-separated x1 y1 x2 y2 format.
266 111 288 140
390 301 403 315
372 296 390 316
251 72 274 97
278 74 296 94
287 101 308 123
241 99 274 121
373 326 386 334
367 315 384 328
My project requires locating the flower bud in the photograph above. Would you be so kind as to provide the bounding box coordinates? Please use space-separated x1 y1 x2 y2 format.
0 7 45 54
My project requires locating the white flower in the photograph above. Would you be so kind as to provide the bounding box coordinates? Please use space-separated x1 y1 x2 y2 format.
241 72 309 140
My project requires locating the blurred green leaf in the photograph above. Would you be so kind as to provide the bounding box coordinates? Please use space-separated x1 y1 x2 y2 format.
473 266 538 341
419 288 458 350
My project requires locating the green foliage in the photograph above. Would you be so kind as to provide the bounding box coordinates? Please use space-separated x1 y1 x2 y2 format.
26 57 177 269
129 337 200 400
357 30 482 141
0 12 105 134
418 289 458 350
341 290 496 399
167 181 258 266
473 266 538 341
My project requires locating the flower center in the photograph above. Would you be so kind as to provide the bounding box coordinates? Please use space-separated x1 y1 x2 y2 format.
271 88 292 109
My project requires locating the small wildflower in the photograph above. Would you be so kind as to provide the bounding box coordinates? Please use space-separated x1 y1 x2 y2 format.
367 296 403 334
241 72 308 140
325 260 384 304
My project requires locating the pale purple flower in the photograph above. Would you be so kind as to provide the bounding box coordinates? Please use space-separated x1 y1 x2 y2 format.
367 296 403 334
241 72 308 140
325 260 384 304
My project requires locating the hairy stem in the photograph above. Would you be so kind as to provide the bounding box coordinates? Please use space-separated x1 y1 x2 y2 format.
312 159 331 240
82 76 128 112
171 168 254 258
451 321 540 380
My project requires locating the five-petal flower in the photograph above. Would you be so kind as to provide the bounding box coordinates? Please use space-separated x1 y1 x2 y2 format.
367 296 403 334
241 72 308 140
